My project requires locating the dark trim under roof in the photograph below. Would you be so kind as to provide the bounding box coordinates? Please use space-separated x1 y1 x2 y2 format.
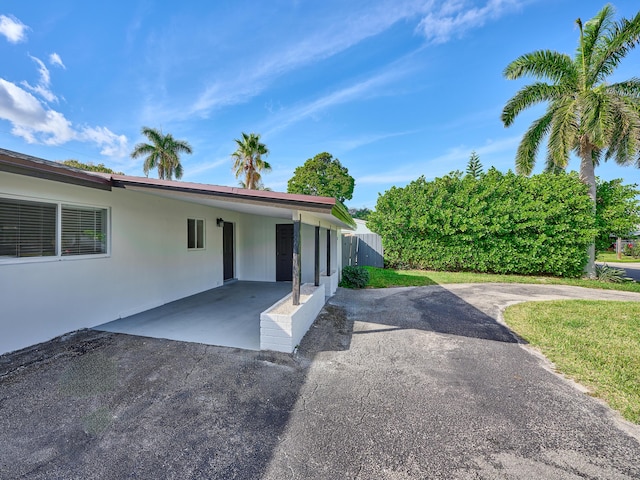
0 148 112 191
0 148 357 229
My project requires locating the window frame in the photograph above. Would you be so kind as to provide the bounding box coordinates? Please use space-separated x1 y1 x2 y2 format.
187 217 206 250
0 194 110 264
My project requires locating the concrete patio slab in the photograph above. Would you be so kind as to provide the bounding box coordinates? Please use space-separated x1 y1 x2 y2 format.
93 281 291 350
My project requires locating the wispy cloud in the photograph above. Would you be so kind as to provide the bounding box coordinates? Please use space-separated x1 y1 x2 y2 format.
332 129 422 152
189 1 432 116
0 14 28 44
262 58 416 136
182 157 229 179
356 135 521 185
22 56 58 103
49 52 66 69
152 1 528 125
416 0 522 44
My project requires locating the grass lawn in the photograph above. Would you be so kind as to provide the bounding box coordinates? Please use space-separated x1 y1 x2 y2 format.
364 266 640 294
597 252 640 264
503 300 640 424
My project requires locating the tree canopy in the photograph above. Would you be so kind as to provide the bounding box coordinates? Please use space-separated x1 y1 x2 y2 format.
60 159 124 175
595 178 640 251
232 132 271 190
287 152 354 203
349 207 372 220
501 4 640 276
130 127 193 180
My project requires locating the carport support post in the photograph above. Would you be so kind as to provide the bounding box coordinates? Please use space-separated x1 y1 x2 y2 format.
326 229 331 275
314 226 320 286
292 219 301 306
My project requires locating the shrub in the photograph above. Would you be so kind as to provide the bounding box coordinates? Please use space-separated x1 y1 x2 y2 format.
623 243 640 258
367 170 596 277
595 264 632 283
340 265 370 289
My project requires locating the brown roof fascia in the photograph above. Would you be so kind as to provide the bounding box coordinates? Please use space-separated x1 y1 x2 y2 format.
111 175 338 211
0 148 112 191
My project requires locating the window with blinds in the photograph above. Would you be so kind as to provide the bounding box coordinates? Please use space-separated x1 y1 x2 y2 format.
187 218 205 249
0 198 57 258
61 205 107 256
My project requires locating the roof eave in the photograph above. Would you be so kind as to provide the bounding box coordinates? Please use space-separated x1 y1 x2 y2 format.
0 149 112 191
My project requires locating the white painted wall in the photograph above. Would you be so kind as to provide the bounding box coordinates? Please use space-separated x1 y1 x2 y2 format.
0 171 349 355
0 172 283 354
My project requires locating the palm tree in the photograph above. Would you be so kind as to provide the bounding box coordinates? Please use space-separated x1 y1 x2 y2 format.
130 127 193 180
501 4 640 277
231 132 271 190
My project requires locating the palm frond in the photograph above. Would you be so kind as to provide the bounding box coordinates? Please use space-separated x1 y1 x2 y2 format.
606 78 640 98
514 110 553 175
577 4 615 81
502 83 568 127
547 98 578 169
503 50 576 83
590 9 640 85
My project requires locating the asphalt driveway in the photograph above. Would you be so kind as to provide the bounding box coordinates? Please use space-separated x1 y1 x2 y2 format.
1 284 640 479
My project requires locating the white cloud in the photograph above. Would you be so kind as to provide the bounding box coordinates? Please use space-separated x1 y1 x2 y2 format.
0 77 128 156
416 0 521 44
0 78 73 144
49 52 66 69
80 126 129 157
0 14 28 43
22 56 58 103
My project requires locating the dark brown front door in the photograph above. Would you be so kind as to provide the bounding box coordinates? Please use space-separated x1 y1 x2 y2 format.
276 224 293 281
223 221 234 281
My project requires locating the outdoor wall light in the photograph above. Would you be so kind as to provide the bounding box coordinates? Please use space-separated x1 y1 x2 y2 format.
216 218 224 227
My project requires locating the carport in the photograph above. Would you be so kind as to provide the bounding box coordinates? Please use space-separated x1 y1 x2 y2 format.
94 281 291 350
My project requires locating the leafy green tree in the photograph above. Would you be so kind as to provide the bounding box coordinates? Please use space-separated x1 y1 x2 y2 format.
349 207 372 220
596 178 640 252
232 132 271 190
130 127 193 180
465 151 483 179
501 4 640 277
60 159 124 175
287 152 354 203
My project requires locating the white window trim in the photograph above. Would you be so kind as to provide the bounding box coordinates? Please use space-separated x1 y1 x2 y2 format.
0 194 111 265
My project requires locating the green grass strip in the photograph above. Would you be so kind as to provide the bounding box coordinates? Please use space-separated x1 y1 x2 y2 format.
597 252 640 264
503 300 640 424
364 266 640 294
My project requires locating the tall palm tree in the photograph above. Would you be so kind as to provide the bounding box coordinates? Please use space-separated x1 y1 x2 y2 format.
130 126 193 180
501 4 640 277
231 132 271 190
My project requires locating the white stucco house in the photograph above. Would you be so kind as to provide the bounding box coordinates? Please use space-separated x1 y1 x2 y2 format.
0 148 355 355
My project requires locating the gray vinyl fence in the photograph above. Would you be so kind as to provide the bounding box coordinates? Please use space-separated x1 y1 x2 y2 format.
342 233 384 268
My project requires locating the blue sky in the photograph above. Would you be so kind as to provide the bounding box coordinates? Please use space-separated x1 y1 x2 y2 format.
1 0 639 208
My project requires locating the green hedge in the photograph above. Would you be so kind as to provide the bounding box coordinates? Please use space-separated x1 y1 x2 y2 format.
367 169 596 277
339 265 370 289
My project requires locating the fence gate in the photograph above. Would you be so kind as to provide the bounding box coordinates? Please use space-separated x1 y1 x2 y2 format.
342 233 384 268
